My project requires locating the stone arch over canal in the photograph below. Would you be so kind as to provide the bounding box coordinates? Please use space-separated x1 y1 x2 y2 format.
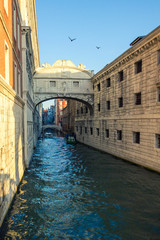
33 60 94 112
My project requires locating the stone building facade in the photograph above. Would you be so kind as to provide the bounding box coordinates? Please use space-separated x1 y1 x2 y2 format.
62 99 76 133
0 0 40 227
75 26 160 172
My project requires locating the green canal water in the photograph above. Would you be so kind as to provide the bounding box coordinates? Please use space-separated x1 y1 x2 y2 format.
1 136 160 239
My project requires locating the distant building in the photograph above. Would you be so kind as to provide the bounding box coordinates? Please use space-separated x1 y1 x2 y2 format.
42 105 55 125
62 99 76 133
55 99 67 127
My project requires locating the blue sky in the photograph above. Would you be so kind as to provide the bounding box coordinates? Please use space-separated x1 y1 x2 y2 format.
36 0 160 108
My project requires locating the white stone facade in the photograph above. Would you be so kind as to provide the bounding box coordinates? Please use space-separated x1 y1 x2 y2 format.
75 26 160 172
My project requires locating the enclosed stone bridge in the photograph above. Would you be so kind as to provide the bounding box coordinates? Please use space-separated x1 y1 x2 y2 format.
42 124 61 132
33 60 94 111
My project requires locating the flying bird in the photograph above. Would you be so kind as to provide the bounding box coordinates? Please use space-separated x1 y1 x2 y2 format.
68 36 76 42
96 46 100 49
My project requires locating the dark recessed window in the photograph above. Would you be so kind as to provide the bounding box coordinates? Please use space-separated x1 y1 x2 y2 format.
135 92 141 105
117 130 122 140
90 127 93 135
106 129 109 138
155 134 160 148
80 126 82 135
135 60 142 74
157 50 160 65
98 103 100 112
133 132 140 144
107 78 111 87
96 128 99 136
157 87 160 102
85 127 87 134
118 70 123 82
81 107 83 114
85 106 88 113
118 97 123 108
97 83 101 91
77 109 79 115
107 101 110 110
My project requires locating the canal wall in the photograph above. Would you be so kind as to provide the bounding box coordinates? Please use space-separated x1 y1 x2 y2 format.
75 26 160 173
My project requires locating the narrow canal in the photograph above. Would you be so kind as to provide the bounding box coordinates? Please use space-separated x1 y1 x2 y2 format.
1 136 160 239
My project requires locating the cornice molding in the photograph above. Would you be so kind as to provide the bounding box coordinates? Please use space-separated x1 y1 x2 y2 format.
93 26 160 83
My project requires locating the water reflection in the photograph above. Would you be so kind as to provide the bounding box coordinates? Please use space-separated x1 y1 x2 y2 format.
1 136 160 239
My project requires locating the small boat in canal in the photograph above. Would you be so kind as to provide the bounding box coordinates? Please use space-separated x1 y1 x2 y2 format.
65 134 76 144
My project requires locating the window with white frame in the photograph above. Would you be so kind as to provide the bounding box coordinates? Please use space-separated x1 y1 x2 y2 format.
4 0 8 15
5 41 9 83
14 62 17 92
13 3 16 39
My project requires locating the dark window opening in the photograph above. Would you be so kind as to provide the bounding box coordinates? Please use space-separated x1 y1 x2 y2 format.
80 126 82 135
119 70 123 82
107 78 111 87
106 129 109 138
107 101 110 110
157 87 160 102
117 130 122 140
135 60 142 74
98 103 100 112
118 97 123 108
155 134 160 148
133 132 140 144
97 83 101 91
96 128 99 136
135 92 141 105
158 50 160 65
85 127 87 134
77 109 79 115
90 127 93 135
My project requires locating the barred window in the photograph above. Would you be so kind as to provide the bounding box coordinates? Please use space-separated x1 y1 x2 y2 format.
117 130 122 140
96 128 99 136
135 60 142 74
73 81 79 87
107 101 110 110
98 103 100 112
133 132 140 144
107 78 111 87
97 83 101 91
118 70 123 82
106 129 109 138
135 92 141 105
155 134 160 148
118 97 123 108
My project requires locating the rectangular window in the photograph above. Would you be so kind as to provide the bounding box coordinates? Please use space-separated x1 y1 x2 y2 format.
50 81 56 87
4 0 8 15
155 134 160 148
13 3 16 39
135 92 141 105
157 87 160 102
133 132 140 144
118 97 123 108
5 41 9 83
85 106 88 113
107 101 110 110
106 129 109 138
18 71 21 96
80 126 82 135
97 83 100 91
14 62 17 92
107 78 111 87
118 70 123 82
96 128 99 136
73 81 79 87
117 130 122 140
77 109 79 115
17 19 20 49
98 103 100 112
90 127 93 135
158 50 160 65
135 60 142 74
85 127 87 134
